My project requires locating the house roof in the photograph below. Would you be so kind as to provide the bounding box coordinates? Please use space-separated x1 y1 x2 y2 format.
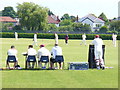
48 15 60 24
79 14 104 23
0 17 17 22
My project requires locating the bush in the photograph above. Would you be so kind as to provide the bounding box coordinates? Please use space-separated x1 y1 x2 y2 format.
98 26 108 33
1 32 120 40
106 30 118 34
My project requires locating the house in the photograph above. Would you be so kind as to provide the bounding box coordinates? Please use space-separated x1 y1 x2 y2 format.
0 16 17 26
78 14 105 31
48 15 60 27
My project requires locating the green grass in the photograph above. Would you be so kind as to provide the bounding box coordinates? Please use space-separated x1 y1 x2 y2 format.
0 38 118 88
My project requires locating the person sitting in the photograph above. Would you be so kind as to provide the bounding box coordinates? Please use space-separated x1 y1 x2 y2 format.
7 45 18 69
26 45 37 68
51 44 63 69
37 44 51 69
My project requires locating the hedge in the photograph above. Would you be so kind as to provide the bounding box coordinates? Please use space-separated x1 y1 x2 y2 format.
0 32 120 40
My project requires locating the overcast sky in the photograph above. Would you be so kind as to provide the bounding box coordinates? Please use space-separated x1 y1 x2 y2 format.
0 0 119 19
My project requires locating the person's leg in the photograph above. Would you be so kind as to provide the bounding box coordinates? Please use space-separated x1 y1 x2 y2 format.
13 62 17 68
35 41 38 46
80 40 83 45
99 52 105 70
38 62 42 68
114 40 116 47
84 39 86 45
50 61 53 69
32 62 35 68
113 40 115 46
94 50 100 69
44 63 47 68
27 62 31 68
59 62 63 69
6 61 10 69
55 62 58 69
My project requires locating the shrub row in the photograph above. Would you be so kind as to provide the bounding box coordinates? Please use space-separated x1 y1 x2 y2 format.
1 32 120 40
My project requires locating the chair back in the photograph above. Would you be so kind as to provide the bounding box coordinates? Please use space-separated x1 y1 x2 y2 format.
39 56 49 63
7 56 17 62
27 55 36 62
55 55 64 62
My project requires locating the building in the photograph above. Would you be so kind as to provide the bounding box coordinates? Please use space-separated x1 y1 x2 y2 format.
78 14 105 31
48 15 60 27
0 16 17 26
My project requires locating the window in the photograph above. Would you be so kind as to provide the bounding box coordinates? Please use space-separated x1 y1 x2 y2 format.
96 24 101 27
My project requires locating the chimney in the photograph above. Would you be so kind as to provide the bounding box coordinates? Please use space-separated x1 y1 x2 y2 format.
76 15 79 22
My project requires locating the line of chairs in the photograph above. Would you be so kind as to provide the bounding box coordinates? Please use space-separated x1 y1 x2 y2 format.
6 55 64 69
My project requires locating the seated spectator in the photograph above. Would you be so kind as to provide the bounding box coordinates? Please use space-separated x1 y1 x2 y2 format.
27 45 37 68
7 45 18 69
51 44 63 69
37 44 51 69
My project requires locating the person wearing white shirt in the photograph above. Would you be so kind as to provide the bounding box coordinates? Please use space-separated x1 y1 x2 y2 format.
54 33 58 44
27 45 37 68
91 35 105 70
80 33 87 45
32 33 38 46
37 44 51 68
51 44 63 69
7 45 18 68
15 32 18 40
112 33 117 47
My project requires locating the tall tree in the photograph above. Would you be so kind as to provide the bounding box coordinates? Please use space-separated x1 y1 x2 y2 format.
2 6 17 18
109 20 120 33
70 15 76 22
61 13 70 20
98 12 108 22
17 2 48 31
48 10 54 16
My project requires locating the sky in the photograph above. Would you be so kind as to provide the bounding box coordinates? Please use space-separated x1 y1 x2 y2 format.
0 0 119 19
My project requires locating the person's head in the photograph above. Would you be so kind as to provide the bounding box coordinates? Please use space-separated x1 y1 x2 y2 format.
95 35 100 38
28 45 33 48
11 45 15 49
55 44 58 46
40 44 45 48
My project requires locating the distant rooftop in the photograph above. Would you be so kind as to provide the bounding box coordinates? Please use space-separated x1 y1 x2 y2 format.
0 17 17 22
79 14 104 23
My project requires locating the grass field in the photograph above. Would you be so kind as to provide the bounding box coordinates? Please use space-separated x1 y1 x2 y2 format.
0 38 118 88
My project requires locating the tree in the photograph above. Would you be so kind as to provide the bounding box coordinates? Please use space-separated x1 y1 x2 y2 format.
109 20 120 33
17 2 48 31
48 10 54 16
70 15 76 22
98 12 108 22
48 24 57 31
61 13 70 20
2 23 14 30
0 11 2 16
59 19 72 26
2 6 17 18
58 25 73 32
